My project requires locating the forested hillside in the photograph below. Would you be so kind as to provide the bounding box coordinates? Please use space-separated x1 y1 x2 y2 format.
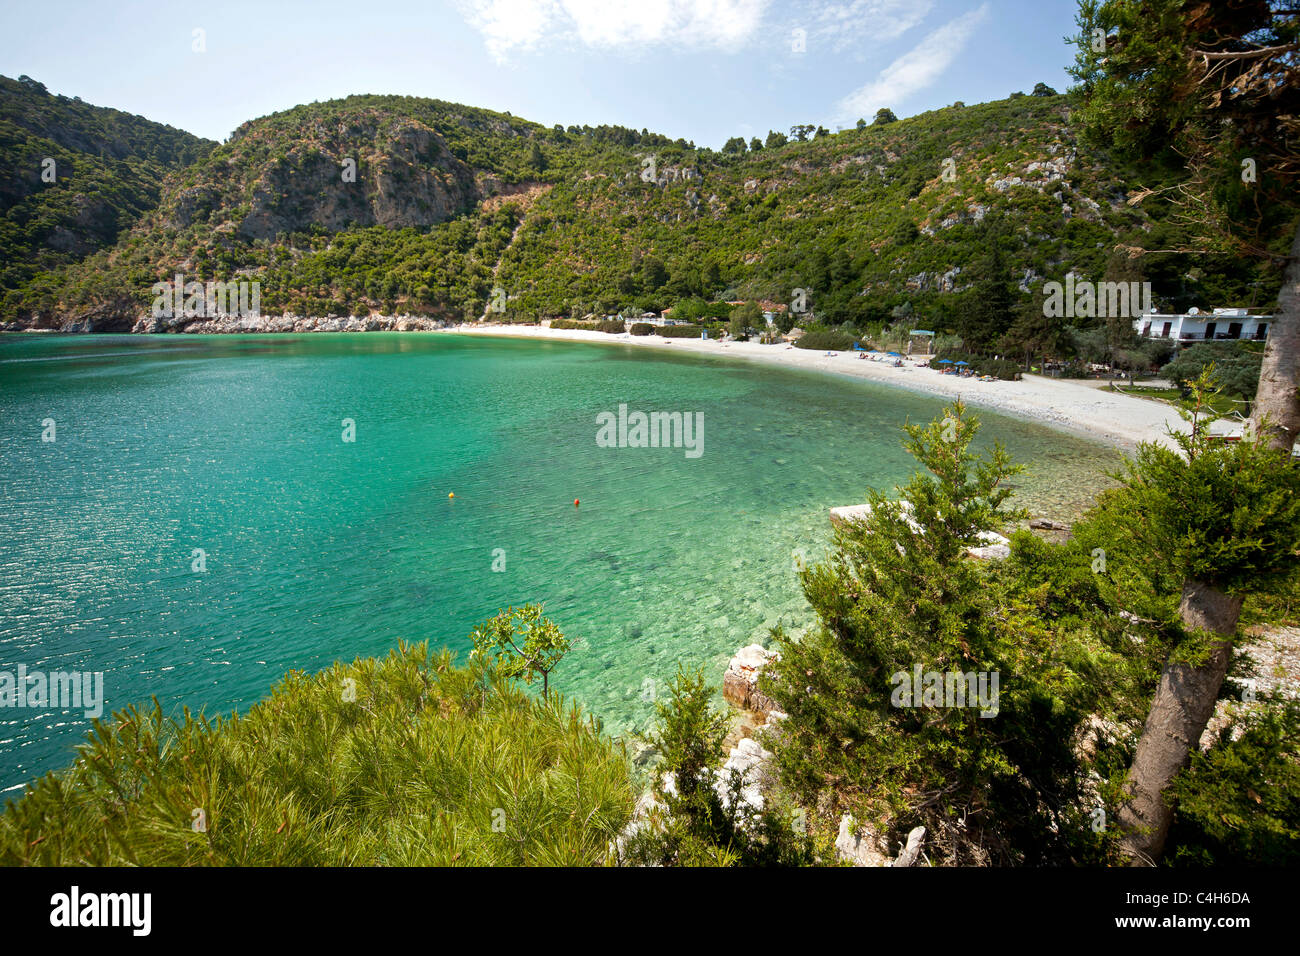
0 75 214 294
0 84 1286 338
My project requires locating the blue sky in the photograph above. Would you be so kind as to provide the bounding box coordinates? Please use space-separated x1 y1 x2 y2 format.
1 0 1083 147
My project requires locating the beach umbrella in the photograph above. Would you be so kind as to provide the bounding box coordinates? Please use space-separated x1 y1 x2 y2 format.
936 359 952 364
887 351 902 357
954 361 969 366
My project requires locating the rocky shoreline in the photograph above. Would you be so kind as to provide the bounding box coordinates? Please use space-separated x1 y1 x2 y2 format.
134 312 452 334
1 312 455 335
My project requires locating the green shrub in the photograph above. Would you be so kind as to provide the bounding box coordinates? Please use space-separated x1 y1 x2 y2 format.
597 319 626 333
794 329 856 351
980 358 1022 380
761 402 1120 865
549 319 600 330
629 322 653 335
1167 700 1300 866
617 665 817 867
1243 566 1300 628
658 324 704 338
0 643 635 866
1159 341 1263 412
933 351 1021 380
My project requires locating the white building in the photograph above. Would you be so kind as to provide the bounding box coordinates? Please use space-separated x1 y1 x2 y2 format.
1133 307 1272 344
636 312 690 327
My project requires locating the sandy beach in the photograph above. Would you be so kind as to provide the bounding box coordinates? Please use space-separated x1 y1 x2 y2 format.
440 323 1185 452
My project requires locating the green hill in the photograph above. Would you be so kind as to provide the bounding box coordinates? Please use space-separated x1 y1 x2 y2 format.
0 75 215 295
0 85 1281 333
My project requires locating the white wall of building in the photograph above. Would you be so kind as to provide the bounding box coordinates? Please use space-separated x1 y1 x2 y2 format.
1133 308 1271 342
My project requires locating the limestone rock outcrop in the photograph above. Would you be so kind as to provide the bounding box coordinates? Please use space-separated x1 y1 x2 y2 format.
829 500 1011 561
722 643 780 715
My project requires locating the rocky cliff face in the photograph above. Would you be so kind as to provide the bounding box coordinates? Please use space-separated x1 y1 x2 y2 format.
167 114 487 241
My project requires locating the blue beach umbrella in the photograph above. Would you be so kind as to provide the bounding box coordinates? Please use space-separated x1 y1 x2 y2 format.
936 359 952 364
954 361 969 366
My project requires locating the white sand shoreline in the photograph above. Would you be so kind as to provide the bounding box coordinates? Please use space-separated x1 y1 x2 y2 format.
437 323 1185 452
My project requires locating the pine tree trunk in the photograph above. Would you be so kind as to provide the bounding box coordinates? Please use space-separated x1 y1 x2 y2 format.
1251 223 1300 453
1117 580 1242 865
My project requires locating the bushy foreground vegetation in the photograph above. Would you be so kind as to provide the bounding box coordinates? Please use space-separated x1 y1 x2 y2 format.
616 666 820 867
761 396 1300 865
763 402 1123 865
0 643 635 865
1167 702 1300 866
0 614 817 868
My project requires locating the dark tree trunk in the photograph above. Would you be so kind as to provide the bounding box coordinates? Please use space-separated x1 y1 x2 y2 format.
1251 223 1300 453
1117 580 1242 865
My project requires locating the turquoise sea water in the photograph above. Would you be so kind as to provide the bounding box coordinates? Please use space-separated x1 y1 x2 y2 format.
0 333 1120 792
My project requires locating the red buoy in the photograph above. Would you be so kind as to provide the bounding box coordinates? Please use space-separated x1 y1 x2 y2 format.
574 499 580 507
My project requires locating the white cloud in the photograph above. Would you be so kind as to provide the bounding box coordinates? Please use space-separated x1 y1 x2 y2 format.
835 3 990 122
459 0 770 62
458 0 561 61
797 0 934 54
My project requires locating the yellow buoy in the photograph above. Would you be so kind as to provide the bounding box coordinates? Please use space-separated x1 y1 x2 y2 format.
448 492 455 499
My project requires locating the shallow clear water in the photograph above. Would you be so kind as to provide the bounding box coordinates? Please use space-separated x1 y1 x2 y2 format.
0 333 1120 791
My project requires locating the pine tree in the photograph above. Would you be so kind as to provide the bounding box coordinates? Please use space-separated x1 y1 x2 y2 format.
960 226 1016 352
1106 372 1300 863
762 404 1107 863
